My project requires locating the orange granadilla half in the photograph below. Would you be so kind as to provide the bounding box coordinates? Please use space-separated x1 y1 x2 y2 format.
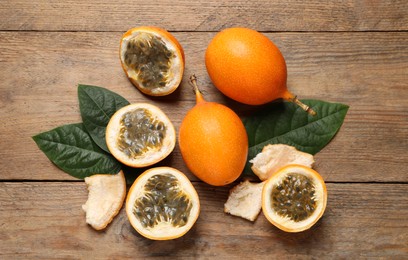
126 167 200 240
262 165 327 232
120 26 185 96
106 103 176 168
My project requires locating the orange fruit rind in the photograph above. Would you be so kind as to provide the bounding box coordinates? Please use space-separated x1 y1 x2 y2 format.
178 76 248 186
205 27 315 115
224 180 264 221
250 144 315 181
82 170 126 230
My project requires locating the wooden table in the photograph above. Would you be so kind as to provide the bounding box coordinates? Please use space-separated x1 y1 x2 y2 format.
1 1 407 258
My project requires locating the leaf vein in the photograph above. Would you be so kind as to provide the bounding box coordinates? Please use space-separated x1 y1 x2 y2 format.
249 106 348 152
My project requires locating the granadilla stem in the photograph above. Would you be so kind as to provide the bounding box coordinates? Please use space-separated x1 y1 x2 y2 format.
189 75 205 103
290 96 316 116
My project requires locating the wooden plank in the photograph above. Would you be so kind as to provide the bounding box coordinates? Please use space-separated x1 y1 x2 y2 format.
0 32 407 182
0 0 407 32
0 182 406 258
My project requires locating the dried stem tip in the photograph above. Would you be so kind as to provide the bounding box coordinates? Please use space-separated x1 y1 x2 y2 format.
291 96 317 116
189 75 205 103
189 75 199 91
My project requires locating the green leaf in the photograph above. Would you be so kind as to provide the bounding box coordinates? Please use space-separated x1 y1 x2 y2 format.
78 84 130 153
242 99 349 175
32 123 122 179
122 165 144 185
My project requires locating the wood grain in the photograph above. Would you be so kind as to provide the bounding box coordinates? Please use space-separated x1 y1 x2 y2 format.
0 31 406 182
1 0 407 258
0 182 406 258
0 0 407 32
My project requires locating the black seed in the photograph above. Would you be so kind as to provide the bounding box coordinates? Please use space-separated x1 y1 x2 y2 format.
271 173 317 222
132 173 192 229
117 108 167 158
124 32 173 90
